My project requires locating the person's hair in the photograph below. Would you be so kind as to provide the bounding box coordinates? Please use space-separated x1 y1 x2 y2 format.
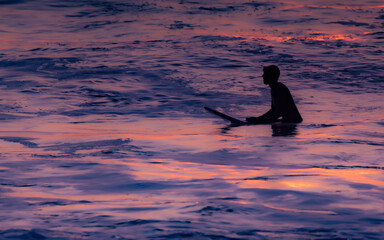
263 65 280 81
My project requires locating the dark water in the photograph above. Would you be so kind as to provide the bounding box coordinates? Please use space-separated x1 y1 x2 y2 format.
0 0 383 239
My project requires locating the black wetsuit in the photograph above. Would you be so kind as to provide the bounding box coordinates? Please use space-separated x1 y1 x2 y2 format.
247 82 302 124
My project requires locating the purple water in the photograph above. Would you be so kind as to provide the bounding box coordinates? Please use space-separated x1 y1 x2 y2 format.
0 0 383 239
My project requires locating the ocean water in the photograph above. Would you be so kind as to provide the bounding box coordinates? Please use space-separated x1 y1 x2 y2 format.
0 0 383 239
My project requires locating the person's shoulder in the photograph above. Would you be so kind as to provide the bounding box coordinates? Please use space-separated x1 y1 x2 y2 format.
272 82 291 97
275 82 289 91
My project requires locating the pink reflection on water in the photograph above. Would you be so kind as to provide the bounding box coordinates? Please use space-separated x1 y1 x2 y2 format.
0 0 382 237
5 154 383 220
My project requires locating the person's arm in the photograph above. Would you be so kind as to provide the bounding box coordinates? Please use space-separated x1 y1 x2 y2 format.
246 85 292 124
246 102 280 124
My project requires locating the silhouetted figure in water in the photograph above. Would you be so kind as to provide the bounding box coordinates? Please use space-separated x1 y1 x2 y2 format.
246 65 303 124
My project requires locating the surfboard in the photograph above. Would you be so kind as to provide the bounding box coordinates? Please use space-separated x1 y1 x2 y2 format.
204 106 247 126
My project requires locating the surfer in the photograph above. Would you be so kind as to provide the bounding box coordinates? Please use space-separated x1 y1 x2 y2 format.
246 65 303 124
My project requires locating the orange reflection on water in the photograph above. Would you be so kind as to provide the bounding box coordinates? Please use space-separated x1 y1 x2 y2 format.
262 204 335 214
104 158 384 193
293 168 384 188
279 3 384 10
6 186 196 220
4 155 383 220
280 181 318 189
235 33 363 44
116 158 269 182
282 34 361 42
0 115 238 152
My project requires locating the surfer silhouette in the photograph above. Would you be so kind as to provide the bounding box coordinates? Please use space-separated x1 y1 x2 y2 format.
246 65 302 124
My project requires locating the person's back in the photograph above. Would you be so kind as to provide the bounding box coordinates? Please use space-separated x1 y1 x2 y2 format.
246 65 302 124
271 82 302 123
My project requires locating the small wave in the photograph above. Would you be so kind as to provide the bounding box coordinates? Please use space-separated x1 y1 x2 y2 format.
243 2 271 8
306 138 383 147
0 113 32 120
0 137 38 148
82 20 119 30
262 17 318 24
169 21 195 30
0 183 36 187
0 229 47 240
313 165 384 170
198 6 236 12
44 138 132 154
327 21 370 27
40 201 68 206
305 124 337 128
0 0 27 4
192 35 245 42
153 231 244 240
115 219 160 226
197 205 235 215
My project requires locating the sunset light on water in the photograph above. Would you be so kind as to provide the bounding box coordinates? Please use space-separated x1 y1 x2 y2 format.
0 0 383 239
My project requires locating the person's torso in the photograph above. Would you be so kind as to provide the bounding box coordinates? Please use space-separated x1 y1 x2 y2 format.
271 83 302 123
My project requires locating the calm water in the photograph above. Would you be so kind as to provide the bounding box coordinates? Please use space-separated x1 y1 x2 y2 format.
0 0 383 239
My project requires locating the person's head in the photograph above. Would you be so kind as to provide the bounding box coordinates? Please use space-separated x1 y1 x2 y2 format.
262 65 280 85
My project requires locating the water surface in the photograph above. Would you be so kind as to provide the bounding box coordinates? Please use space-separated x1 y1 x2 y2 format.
0 0 383 239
